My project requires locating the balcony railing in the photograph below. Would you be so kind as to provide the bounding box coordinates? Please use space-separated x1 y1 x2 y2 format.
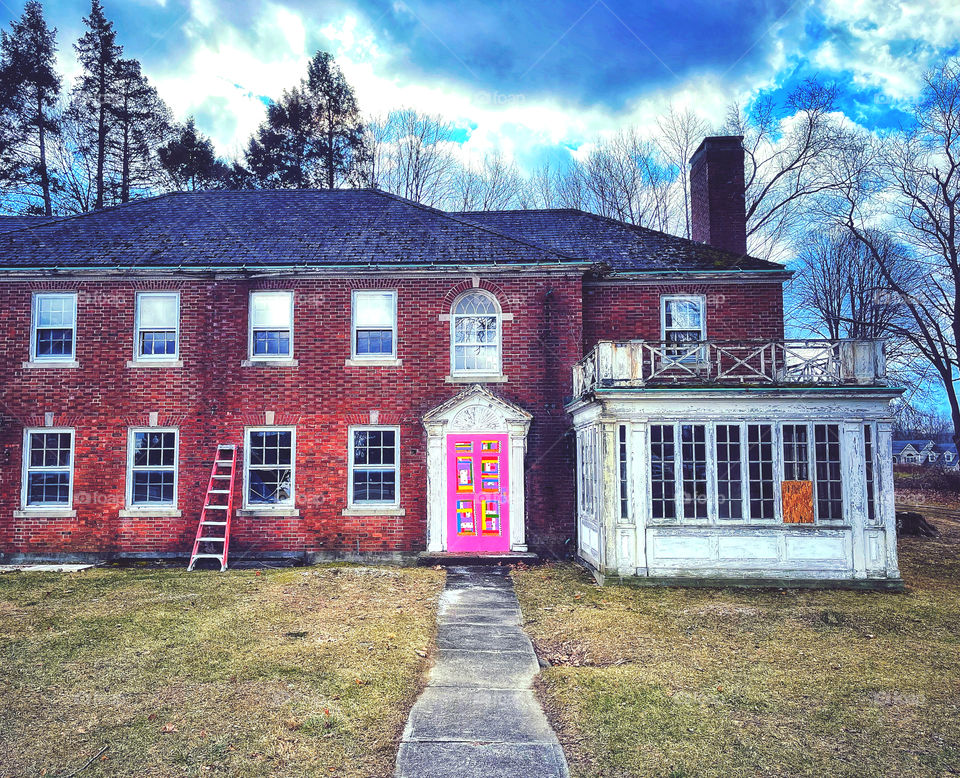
572 339 888 396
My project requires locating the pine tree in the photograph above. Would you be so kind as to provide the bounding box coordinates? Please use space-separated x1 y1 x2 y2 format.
244 51 364 189
158 118 228 191
72 0 121 209
306 52 364 189
110 58 171 202
0 1 62 215
245 87 319 188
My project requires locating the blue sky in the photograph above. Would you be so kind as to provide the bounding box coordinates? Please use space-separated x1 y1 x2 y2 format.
7 0 959 168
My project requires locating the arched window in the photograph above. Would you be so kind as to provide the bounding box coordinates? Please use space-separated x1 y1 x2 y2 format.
451 291 501 375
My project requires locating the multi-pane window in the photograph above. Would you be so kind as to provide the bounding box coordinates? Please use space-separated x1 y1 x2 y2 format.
578 429 596 513
245 429 294 506
23 430 73 507
135 292 179 359
452 292 500 374
715 424 743 520
350 428 399 505
864 424 876 522
650 425 676 519
618 425 628 519
782 424 810 481
680 424 708 519
662 296 705 359
249 291 293 359
352 290 397 358
31 292 77 361
128 430 177 505
747 424 776 520
814 424 843 520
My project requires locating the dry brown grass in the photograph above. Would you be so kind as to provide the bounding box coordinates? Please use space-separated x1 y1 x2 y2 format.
0 564 444 778
513 516 960 778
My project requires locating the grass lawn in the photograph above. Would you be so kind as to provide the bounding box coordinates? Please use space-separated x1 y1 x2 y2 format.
513 515 960 778
0 564 444 778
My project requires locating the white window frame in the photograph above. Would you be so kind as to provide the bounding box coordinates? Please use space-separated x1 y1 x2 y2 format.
125 428 179 509
248 291 294 361
30 292 77 362
351 290 398 360
450 290 502 376
21 428 75 509
243 426 296 509
348 425 401 508
661 294 707 362
134 292 180 362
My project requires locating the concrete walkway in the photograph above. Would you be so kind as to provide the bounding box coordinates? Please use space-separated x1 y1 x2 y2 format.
395 566 569 778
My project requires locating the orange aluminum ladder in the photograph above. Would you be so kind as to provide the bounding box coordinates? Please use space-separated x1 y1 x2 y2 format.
187 444 238 572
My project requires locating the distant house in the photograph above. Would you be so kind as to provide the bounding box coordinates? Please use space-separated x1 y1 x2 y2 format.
934 443 959 470
893 440 933 465
893 439 958 468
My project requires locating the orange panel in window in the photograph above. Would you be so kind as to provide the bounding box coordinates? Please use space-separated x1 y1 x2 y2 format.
781 480 814 524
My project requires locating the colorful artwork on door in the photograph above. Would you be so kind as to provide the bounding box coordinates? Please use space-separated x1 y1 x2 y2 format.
447 433 509 552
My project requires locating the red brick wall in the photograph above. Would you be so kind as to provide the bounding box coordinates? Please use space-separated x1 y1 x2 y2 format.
582 280 785 350
0 275 583 560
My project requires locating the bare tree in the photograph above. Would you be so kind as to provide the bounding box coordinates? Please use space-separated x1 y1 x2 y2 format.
50 106 96 213
726 79 854 259
571 130 673 230
450 152 522 211
362 109 457 206
656 105 710 238
791 228 909 339
839 58 960 452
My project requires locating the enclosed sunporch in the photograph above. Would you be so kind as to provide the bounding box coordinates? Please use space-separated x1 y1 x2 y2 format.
567 338 903 588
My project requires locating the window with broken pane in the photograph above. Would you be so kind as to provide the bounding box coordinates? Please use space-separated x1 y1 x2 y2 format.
246 429 294 505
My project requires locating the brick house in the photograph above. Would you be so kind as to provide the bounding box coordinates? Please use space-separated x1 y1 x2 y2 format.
0 137 903 587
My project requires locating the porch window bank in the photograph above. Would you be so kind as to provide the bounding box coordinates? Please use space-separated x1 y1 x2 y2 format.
645 422 854 524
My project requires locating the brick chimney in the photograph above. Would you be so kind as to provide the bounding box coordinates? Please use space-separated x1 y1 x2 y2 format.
689 135 747 256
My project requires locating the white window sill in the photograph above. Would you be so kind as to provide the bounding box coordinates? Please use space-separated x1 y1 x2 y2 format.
237 507 300 517
241 359 298 368
127 359 183 368
22 360 79 369
345 357 403 367
119 508 182 518
342 506 406 516
445 374 508 384
14 509 76 518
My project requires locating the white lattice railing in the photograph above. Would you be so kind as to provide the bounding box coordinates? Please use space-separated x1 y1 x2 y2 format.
572 339 888 396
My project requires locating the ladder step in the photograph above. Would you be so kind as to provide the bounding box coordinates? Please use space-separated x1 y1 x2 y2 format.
191 553 224 560
204 505 228 509
215 460 233 465
197 537 226 543
202 521 227 526
218 445 236 449
213 474 231 478
210 489 230 494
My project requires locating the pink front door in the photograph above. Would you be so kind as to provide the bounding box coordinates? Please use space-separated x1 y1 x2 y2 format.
446 433 510 553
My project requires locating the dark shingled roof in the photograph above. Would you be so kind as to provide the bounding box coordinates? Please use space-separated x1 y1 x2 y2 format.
0 215 55 233
454 209 783 273
0 190 785 274
0 189 582 271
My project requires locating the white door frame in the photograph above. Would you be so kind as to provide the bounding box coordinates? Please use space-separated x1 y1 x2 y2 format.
422 385 532 552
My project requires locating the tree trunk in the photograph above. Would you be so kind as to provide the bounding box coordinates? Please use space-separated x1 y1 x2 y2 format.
120 93 130 203
36 93 51 216
95 64 107 210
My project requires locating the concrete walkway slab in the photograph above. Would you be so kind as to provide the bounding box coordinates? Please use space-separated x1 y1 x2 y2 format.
429 649 539 689
395 566 569 777
396 742 569 778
